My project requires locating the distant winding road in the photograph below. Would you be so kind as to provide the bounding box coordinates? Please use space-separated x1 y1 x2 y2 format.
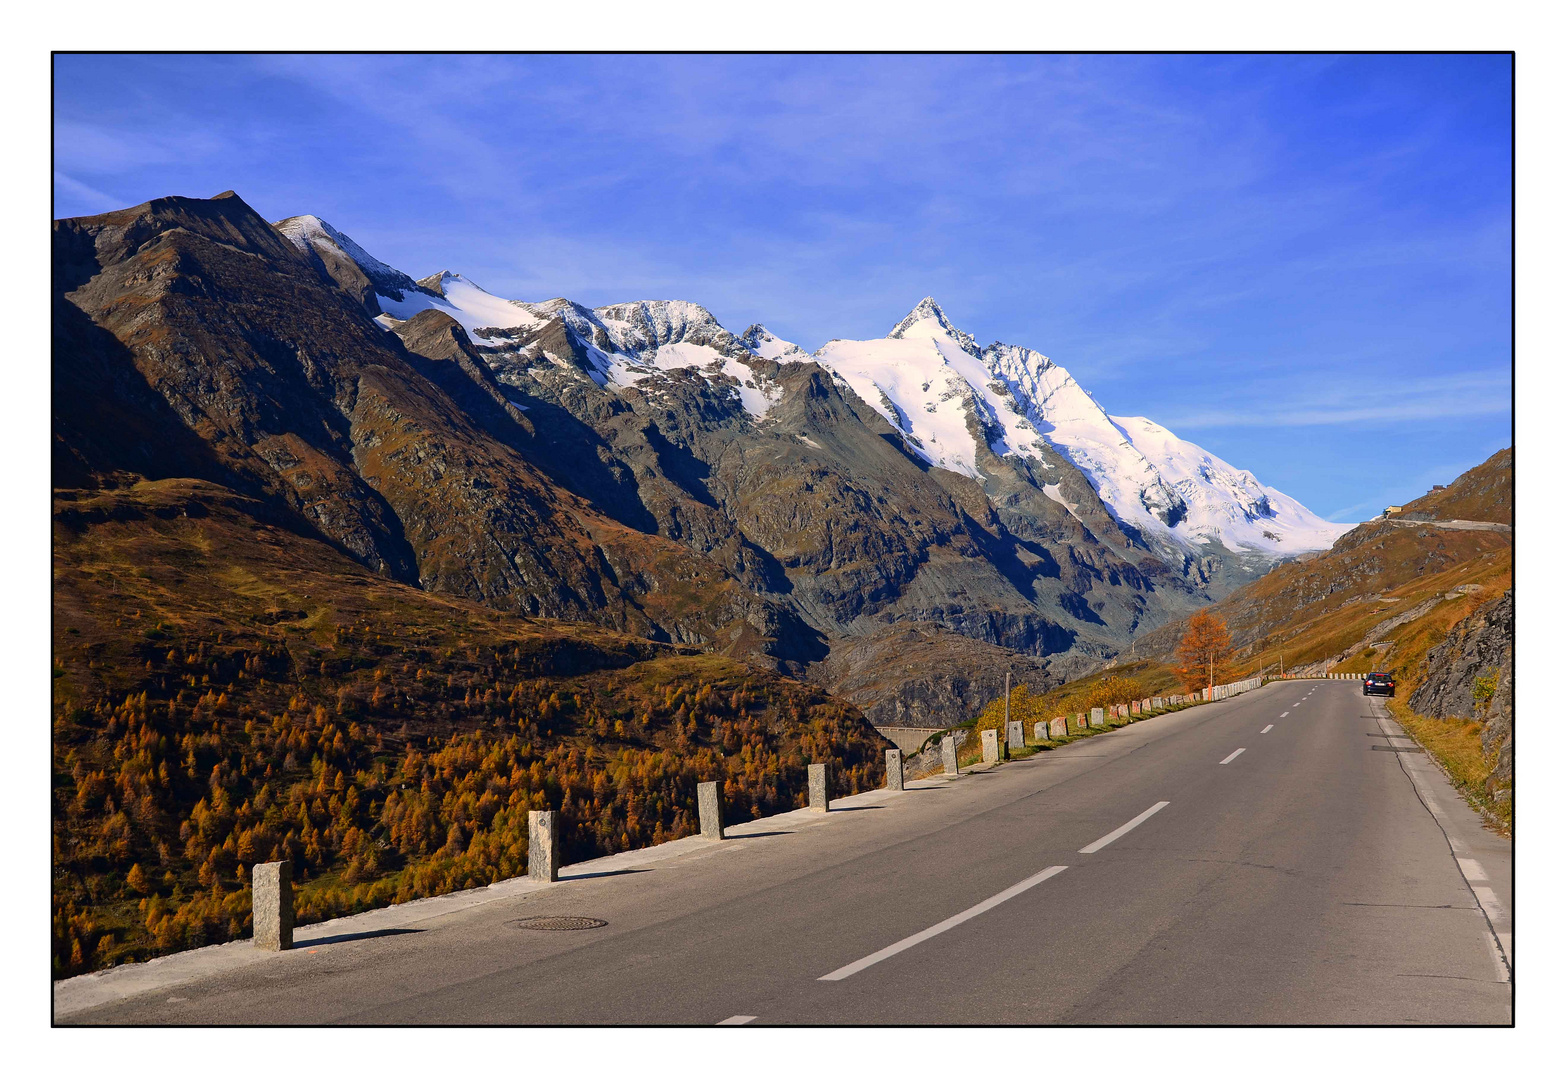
1385 517 1511 533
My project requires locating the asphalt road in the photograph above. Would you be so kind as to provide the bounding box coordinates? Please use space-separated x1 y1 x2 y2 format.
62 680 1512 1025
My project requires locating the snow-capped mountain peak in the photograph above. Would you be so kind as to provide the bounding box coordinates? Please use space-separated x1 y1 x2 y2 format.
276 214 393 279
274 214 425 300
807 300 1351 558
888 297 981 356
741 324 808 361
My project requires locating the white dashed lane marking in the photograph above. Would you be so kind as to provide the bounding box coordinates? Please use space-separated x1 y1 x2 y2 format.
1261 725 1273 733
1219 748 1246 765
818 865 1070 981
1079 802 1170 854
718 1015 757 1025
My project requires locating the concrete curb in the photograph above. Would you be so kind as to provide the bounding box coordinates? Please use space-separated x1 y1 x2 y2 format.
52 779 928 1020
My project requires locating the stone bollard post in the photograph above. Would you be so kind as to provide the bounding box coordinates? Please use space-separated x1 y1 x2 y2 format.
698 781 725 840
1007 720 1024 751
941 735 959 777
251 860 293 951
981 728 1000 763
528 809 560 882
1050 716 1068 739
885 748 904 791
1075 713 1086 730
1033 720 1049 741
1090 707 1105 727
808 763 831 811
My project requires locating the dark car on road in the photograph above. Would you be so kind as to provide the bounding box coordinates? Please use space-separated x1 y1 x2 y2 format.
1363 672 1395 697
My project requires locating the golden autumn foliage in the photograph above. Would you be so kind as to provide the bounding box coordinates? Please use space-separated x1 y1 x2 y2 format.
1175 611 1235 692
52 626 883 979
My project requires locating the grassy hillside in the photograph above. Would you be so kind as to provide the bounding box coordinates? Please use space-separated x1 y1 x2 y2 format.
1393 446 1512 524
53 479 886 978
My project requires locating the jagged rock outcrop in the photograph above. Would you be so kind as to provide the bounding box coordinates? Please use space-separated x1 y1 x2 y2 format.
1410 589 1513 798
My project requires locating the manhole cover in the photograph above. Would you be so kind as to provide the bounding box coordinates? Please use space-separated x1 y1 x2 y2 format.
510 916 608 931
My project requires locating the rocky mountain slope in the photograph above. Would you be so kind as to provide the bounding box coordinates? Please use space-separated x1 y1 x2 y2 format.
55 191 1352 725
261 207 1349 715
353 255 1351 581
55 193 811 662
1409 589 1512 808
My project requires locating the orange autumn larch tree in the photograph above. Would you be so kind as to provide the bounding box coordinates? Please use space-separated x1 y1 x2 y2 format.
1176 610 1234 693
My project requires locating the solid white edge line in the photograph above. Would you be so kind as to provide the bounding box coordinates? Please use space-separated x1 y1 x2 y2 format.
717 1015 757 1026
1219 748 1246 765
1078 801 1171 855
1261 725 1273 733
1457 857 1488 882
1368 698 1511 980
817 865 1069 981
1473 885 1507 924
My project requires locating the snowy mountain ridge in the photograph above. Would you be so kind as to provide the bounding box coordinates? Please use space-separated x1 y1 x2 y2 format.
283 217 1352 566
274 215 427 301
803 297 1350 558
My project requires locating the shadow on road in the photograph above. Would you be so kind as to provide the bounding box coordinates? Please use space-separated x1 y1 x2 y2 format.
302 927 427 948
559 867 654 882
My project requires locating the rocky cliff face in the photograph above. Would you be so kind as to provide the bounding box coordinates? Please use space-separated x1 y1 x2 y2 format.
1409 589 1513 799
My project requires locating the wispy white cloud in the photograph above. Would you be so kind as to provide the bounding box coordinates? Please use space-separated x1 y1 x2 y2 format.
1159 372 1512 430
1327 458 1492 520
53 119 230 176
53 171 123 214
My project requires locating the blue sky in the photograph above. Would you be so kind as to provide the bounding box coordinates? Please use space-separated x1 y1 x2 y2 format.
54 54 1512 521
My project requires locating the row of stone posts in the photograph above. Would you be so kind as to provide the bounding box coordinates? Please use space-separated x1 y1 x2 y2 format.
945 674 1278 786
249 674 1289 951
250 753 871 950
